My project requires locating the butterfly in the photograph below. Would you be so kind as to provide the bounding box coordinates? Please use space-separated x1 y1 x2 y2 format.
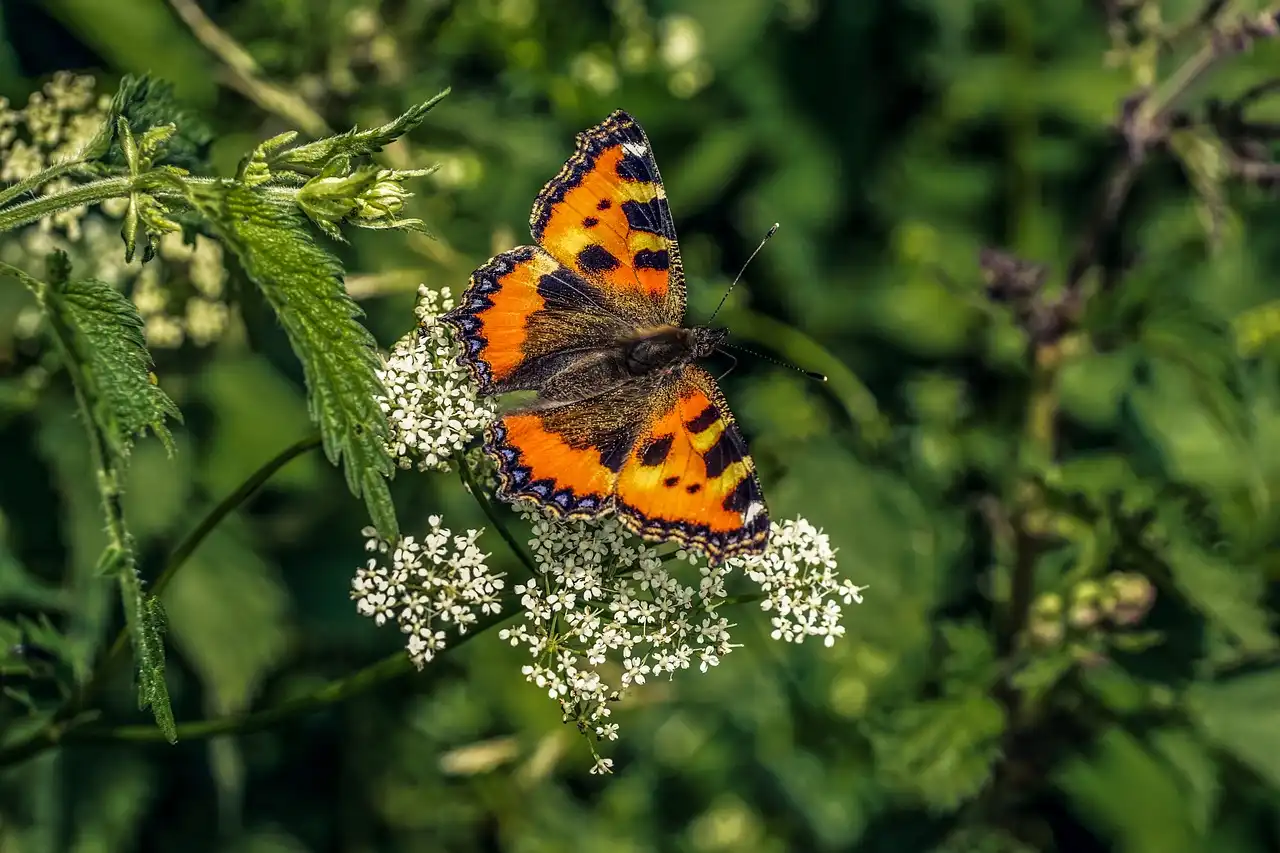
441 111 769 563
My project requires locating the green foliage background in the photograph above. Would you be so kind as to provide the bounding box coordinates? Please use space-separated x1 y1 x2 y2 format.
1 0 1280 850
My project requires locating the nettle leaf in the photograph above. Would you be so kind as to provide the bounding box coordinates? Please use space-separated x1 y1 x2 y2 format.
126 592 175 742
0 256 180 458
272 89 450 174
96 74 214 172
938 620 1000 693
183 182 399 539
1055 726 1202 853
1161 538 1277 656
1 256 179 737
868 692 1006 811
1187 669 1280 790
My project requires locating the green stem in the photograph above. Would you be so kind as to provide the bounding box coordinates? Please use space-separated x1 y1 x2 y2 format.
67 433 326 718
723 308 889 448
0 433 327 768
0 159 88 209
457 455 538 575
66 605 515 745
0 176 132 234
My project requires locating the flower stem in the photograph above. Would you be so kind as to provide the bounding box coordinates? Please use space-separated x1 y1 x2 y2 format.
0 176 132 234
68 432 326 717
63 606 515 745
0 433 326 768
457 455 538 576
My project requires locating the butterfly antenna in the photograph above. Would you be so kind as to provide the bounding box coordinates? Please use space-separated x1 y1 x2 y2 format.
718 342 827 383
707 223 779 323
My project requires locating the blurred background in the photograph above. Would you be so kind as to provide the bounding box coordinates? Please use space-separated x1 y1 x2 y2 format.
2 0 1280 851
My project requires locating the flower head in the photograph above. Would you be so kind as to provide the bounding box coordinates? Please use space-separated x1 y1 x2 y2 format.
352 517 505 668
376 285 497 472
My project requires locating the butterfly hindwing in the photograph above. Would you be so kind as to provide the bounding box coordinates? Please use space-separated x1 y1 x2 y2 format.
486 384 648 518
615 366 769 561
529 110 685 328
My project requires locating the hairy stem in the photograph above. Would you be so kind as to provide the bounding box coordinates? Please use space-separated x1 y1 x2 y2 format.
66 606 515 745
0 176 132 234
69 433 326 718
0 433 326 768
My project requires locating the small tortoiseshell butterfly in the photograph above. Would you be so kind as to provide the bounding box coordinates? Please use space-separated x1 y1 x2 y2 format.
442 111 769 563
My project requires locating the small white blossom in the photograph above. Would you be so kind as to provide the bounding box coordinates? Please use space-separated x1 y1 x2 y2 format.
351 517 505 669
376 286 496 473
735 518 867 648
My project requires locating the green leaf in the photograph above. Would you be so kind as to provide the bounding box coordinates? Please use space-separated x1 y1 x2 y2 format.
97 74 214 172
1147 728 1220 835
0 255 181 460
124 591 175 743
867 693 1006 811
1186 669 1280 789
272 89 450 174
1055 727 1202 853
182 182 398 539
1162 539 1277 655
937 620 1000 694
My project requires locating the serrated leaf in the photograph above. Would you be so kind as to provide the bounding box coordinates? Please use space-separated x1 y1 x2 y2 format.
1162 540 1277 655
0 257 181 460
1055 727 1202 853
272 89 449 174
868 693 1006 811
125 591 175 743
182 182 398 539
1187 669 1280 789
97 74 214 172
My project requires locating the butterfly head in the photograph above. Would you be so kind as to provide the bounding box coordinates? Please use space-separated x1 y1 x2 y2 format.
688 326 729 360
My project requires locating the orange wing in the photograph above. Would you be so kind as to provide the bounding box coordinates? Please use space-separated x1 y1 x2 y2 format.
442 245 634 394
614 366 770 563
486 383 646 519
529 110 685 328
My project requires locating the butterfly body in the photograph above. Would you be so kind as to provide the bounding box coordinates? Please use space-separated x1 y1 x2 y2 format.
443 111 769 562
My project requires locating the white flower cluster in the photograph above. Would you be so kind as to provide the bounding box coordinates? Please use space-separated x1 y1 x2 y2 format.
498 510 863 773
737 518 866 647
498 510 737 772
351 517 505 668
376 285 496 472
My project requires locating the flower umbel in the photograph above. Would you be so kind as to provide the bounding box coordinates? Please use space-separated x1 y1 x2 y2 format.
352 517 505 668
376 285 496 472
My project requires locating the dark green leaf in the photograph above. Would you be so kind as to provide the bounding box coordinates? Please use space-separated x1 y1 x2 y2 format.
1162 540 1277 655
272 89 449 174
97 75 214 172
1054 727 1202 853
867 693 1006 811
125 591 176 743
183 182 398 539
0 257 180 460
1187 670 1280 789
